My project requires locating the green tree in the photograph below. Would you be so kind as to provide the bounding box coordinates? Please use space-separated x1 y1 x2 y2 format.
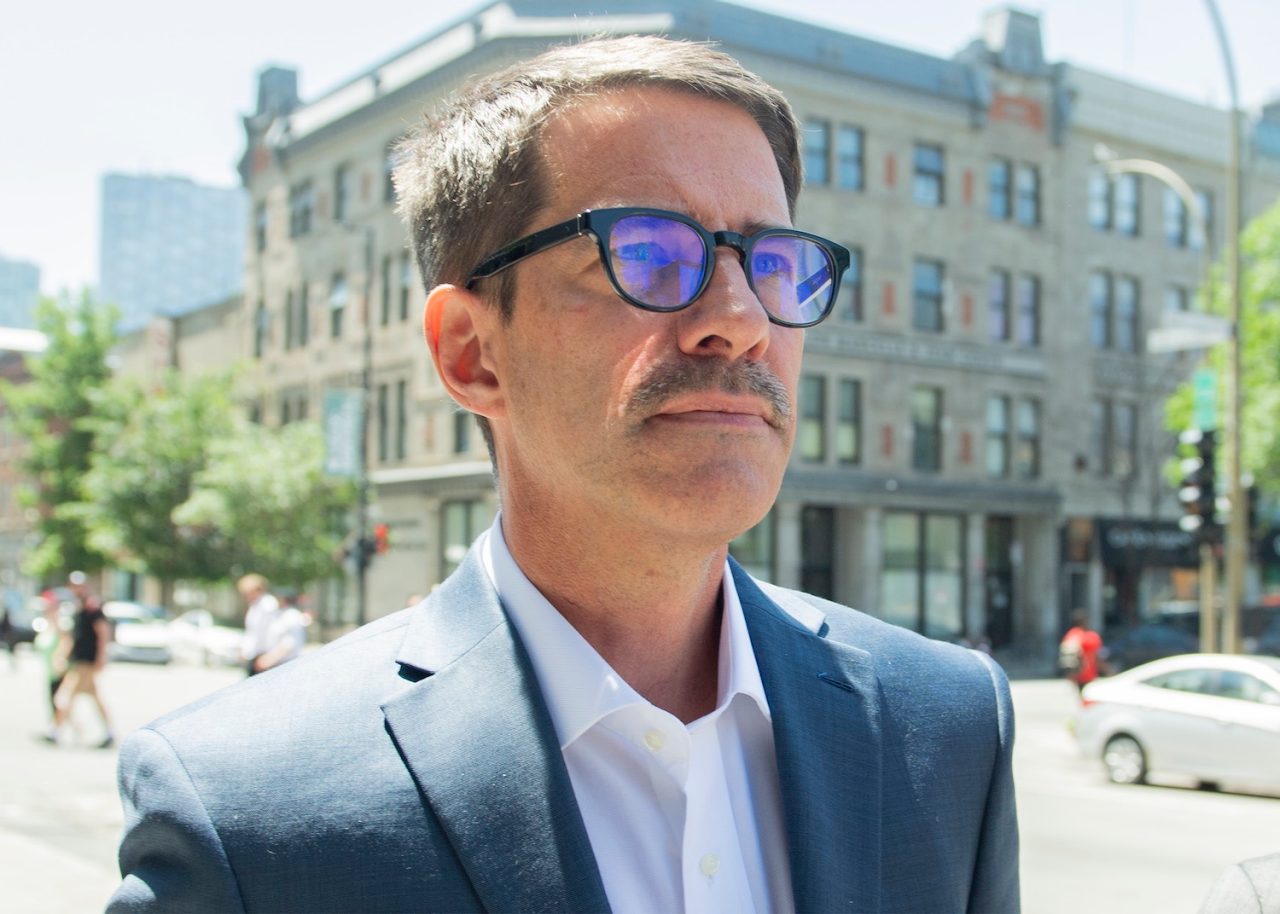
77 371 242 603
1167 199 1280 494
0 293 116 580
174 420 354 589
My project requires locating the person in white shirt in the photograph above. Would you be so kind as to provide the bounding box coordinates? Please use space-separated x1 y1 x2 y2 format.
237 574 304 676
111 34 1019 913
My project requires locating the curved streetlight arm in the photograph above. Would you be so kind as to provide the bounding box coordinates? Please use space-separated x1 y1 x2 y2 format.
1095 153 1210 255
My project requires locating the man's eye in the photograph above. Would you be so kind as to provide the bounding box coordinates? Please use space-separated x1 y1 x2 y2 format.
615 242 672 266
752 252 792 277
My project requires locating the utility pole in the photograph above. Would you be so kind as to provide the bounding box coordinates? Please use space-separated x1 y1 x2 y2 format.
1206 0 1245 653
356 225 375 628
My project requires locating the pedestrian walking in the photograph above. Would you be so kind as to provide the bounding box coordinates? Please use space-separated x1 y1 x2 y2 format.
52 571 115 748
34 592 68 740
238 574 305 676
1059 609 1107 698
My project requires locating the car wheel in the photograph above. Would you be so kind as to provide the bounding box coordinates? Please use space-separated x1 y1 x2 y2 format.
1103 734 1147 785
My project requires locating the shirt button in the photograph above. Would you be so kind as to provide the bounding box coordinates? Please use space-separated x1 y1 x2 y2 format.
643 729 665 752
700 853 720 877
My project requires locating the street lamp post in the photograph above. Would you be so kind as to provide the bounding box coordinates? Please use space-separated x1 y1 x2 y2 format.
1206 0 1246 654
355 225 374 629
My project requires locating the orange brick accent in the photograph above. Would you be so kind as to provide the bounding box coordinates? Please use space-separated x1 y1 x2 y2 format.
960 430 973 465
989 93 1045 131
883 281 895 316
882 424 894 458
963 169 973 204
885 153 896 188
962 292 973 328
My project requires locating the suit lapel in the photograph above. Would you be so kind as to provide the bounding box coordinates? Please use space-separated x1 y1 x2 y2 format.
382 548 610 914
733 562 884 914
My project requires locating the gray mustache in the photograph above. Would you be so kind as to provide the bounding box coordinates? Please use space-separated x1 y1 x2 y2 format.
629 359 793 427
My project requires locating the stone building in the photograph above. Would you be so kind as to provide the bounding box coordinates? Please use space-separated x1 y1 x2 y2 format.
230 0 1280 656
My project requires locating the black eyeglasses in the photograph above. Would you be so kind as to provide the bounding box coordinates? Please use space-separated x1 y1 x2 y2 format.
466 207 851 328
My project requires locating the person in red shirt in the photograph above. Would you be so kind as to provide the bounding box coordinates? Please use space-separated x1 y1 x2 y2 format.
1059 609 1106 697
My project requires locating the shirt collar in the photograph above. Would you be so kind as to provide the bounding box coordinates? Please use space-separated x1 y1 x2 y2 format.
479 515 772 750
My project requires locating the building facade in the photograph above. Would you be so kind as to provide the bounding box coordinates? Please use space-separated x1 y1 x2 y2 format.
0 328 49 598
0 255 41 329
231 0 1280 656
99 174 247 329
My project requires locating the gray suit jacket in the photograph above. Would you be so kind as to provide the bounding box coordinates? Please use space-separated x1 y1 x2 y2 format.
110 550 1019 913
1200 853 1280 914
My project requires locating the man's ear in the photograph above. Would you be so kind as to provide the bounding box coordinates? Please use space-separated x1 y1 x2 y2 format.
423 284 505 421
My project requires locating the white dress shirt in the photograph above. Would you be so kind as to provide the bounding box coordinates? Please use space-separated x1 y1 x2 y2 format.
479 519 795 914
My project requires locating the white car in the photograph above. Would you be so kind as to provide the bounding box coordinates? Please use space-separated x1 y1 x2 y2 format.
166 609 244 667
103 600 172 664
1076 653 1280 794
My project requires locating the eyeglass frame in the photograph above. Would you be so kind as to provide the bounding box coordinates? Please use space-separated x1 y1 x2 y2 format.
465 206 852 328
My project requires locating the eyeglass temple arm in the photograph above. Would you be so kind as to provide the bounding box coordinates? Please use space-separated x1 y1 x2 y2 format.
466 217 586 285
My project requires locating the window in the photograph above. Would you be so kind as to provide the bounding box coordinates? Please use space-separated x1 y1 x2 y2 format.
395 379 408 461
1114 173 1140 236
376 383 390 463
384 142 399 204
1163 187 1188 247
1191 189 1213 251
911 386 942 472
1015 275 1040 346
1015 398 1040 479
730 512 774 581
400 252 413 322
297 284 309 347
1115 276 1139 353
1088 170 1111 230
254 201 268 252
288 180 313 237
836 125 864 190
253 299 267 359
913 143 944 207
912 259 944 332
330 273 347 339
837 379 861 465
380 254 392 326
1113 401 1137 478
453 410 471 455
839 247 862 322
1165 285 1189 313
441 499 489 578
1014 164 1040 226
988 159 1011 220
284 289 294 351
803 118 830 185
988 270 1010 341
333 163 350 224
1089 272 1111 349
1091 399 1111 476
985 395 1009 478
881 511 964 640
798 374 826 462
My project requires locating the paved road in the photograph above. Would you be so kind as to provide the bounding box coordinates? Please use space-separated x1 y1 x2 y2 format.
2 650 1277 912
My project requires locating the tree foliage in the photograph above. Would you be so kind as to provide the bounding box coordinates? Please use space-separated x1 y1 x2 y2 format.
0 293 116 579
1166 199 1280 493
79 369 354 592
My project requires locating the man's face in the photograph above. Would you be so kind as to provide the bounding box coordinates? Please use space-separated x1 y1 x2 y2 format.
483 87 803 548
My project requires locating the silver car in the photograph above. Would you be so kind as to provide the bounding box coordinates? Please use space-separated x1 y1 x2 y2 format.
1076 653 1280 793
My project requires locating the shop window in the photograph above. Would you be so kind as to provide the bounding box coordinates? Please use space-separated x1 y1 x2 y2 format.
801 506 835 600
880 511 965 641
441 500 489 579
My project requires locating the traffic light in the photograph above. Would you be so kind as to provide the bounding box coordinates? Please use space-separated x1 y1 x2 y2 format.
1177 428 1217 538
374 523 390 554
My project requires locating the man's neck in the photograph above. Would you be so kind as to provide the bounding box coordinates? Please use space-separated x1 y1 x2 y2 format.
499 509 729 724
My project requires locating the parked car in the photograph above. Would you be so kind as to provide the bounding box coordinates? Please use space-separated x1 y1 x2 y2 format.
103 600 172 664
1 588 37 649
1102 621 1199 673
166 609 244 667
1076 653 1280 794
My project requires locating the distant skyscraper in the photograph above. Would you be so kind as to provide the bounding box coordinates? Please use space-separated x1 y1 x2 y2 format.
0 254 40 328
99 174 246 327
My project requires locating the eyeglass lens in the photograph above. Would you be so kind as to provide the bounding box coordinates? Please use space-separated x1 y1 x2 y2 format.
607 213 834 325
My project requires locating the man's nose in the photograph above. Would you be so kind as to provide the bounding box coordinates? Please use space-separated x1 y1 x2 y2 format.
674 247 773 359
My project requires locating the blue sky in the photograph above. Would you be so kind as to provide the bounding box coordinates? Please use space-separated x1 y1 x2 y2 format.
4 0 1277 296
